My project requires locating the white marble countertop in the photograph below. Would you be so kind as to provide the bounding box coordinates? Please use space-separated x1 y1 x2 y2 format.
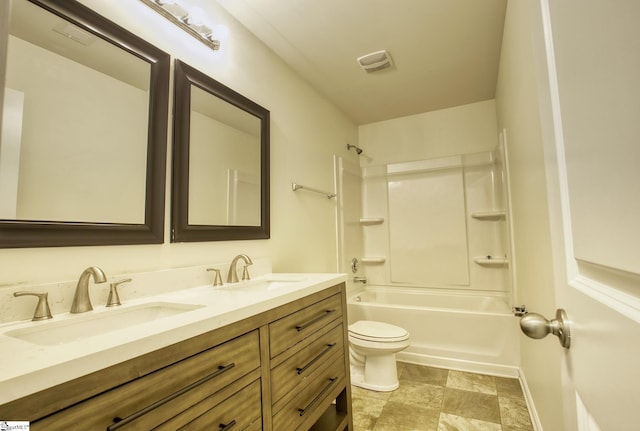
0 272 347 405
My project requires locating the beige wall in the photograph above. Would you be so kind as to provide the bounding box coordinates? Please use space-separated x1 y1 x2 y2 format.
359 99 498 166
0 0 358 285
495 1 564 429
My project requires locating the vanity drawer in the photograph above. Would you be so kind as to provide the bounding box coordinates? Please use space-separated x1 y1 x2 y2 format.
269 293 342 358
272 354 346 431
271 322 344 404
32 330 260 430
158 378 262 431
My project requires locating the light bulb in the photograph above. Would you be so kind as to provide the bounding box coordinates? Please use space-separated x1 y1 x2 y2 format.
212 24 229 42
158 0 188 19
186 6 205 26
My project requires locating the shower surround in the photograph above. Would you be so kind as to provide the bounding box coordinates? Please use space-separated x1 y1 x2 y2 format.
353 148 516 373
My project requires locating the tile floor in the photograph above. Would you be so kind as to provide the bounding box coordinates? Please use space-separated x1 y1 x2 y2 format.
351 363 534 431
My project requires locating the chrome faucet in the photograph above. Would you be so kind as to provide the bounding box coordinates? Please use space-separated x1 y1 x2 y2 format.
226 254 253 283
70 266 107 313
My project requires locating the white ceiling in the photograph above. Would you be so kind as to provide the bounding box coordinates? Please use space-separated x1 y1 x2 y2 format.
216 0 508 125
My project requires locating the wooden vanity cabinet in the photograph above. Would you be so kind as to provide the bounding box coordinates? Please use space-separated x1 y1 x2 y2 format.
0 282 353 431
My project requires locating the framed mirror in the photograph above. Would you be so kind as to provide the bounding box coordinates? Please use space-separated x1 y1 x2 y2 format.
0 0 169 247
172 60 270 242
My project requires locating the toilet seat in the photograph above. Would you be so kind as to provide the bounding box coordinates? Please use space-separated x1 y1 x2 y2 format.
349 320 409 343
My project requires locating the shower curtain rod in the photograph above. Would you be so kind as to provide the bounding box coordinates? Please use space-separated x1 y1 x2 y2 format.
291 182 336 199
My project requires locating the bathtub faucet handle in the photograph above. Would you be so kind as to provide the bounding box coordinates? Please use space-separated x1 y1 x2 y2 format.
351 258 359 273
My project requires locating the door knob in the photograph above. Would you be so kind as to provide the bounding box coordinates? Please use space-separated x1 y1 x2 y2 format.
519 308 571 349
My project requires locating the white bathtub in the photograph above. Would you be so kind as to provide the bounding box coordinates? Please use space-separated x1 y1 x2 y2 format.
347 286 520 377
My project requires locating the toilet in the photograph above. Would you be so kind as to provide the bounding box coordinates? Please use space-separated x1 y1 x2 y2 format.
348 320 410 391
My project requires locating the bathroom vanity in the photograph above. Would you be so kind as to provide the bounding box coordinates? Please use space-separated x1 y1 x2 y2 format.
0 274 352 431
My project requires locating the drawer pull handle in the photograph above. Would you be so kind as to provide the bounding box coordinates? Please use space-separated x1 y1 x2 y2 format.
295 309 337 332
297 376 337 417
106 363 235 430
296 343 337 375
219 419 237 430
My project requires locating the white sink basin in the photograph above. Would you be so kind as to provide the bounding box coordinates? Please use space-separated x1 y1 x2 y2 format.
5 302 203 346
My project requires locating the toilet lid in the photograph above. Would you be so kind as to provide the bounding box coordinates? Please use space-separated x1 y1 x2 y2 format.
349 320 409 342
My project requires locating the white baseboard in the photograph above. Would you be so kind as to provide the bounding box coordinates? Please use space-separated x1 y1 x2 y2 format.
516 368 543 431
397 351 520 378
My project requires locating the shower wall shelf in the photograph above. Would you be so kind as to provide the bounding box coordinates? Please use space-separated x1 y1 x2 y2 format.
359 217 384 225
474 256 509 267
471 210 506 220
360 257 386 264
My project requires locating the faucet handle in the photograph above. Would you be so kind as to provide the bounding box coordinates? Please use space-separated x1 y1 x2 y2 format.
206 268 223 286
14 291 53 321
242 265 251 281
106 278 132 307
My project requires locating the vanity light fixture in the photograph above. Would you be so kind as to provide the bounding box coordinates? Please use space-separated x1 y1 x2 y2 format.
140 0 221 51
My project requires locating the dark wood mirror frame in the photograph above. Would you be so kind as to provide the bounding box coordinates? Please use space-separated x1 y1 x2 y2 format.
172 60 270 242
0 0 170 248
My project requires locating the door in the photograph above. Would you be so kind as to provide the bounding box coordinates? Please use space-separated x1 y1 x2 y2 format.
532 0 640 430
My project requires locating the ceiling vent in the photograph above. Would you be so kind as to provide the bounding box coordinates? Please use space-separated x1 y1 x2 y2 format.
357 50 393 73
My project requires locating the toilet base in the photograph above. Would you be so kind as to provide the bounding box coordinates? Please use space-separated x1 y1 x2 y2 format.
349 353 400 392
